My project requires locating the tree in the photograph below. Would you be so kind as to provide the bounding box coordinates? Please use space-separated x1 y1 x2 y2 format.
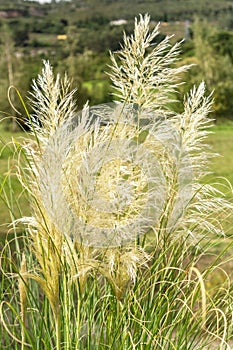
178 18 233 119
0 24 18 131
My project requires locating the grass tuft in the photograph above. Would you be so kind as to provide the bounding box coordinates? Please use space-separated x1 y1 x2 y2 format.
1 14 233 349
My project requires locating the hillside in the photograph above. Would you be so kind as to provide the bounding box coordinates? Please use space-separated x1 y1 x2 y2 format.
66 0 233 23
0 0 233 28
0 0 232 122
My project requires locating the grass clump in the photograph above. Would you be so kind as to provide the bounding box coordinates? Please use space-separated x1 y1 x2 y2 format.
1 14 233 349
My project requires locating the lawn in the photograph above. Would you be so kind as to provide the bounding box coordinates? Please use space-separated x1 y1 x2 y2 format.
208 124 233 186
0 126 30 236
207 125 233 235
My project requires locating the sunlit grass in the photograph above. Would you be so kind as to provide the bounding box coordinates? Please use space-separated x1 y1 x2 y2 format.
0 127 30 238
208 124 233 187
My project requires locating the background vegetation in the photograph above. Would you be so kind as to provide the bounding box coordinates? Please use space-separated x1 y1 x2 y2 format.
0 0 233 129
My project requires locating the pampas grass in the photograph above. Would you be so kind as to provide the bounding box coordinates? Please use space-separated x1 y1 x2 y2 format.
1 14 233 349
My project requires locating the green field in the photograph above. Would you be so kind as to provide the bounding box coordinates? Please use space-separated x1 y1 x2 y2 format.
208 124 233 186
1 123 232 236
0 127 30 235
